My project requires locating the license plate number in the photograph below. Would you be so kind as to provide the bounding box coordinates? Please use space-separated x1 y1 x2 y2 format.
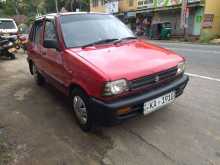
143 91 175 115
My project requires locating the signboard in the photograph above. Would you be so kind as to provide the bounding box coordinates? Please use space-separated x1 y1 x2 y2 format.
126 12 136 18
137 0 201 9
188 0 201 3
137 0 154 9
202 14 214 28
105 1 119 14
157 0 181 8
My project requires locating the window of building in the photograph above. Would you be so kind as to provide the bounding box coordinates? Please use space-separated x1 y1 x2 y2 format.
138 1 143 6
101 0 105 6
92 0 99 7
129 0 134 6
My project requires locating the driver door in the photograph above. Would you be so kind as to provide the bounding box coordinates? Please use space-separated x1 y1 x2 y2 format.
41 19 69 93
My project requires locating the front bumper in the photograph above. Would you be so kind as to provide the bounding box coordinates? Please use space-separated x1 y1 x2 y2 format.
90 75 189 123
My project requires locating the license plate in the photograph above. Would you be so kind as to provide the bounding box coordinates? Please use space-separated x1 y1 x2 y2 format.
8 48 16 53
143 91 175 115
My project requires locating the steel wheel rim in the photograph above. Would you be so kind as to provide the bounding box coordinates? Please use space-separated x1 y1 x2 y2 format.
73 96 88 125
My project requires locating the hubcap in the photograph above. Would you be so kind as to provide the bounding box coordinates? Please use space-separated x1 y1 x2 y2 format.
73 96 88 125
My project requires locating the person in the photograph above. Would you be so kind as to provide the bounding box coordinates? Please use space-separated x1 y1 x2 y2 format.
136 15 144 36
143 17 151 38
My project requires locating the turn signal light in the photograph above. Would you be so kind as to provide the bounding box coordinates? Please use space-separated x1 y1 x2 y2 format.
116 107 132 115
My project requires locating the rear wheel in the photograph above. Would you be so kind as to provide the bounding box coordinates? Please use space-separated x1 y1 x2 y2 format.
71 88 93 132
32 63 44 86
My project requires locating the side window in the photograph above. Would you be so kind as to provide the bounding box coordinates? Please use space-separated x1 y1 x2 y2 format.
44 20 57 41
29 21 43 45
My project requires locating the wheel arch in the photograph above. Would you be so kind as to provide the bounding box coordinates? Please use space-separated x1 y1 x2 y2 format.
68 83 89 97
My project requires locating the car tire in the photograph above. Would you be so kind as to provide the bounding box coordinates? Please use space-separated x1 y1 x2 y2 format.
32 63 44 86
71 88 93 132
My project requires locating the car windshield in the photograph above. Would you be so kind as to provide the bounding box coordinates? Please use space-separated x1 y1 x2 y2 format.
0 20 16 29
60 14 135 48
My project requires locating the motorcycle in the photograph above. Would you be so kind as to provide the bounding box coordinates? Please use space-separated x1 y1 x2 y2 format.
0 35 18 60
18 34 28 52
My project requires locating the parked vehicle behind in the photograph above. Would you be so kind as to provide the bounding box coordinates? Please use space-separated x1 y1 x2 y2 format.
0 18 19 59
0 35 17 59
27 13 189 131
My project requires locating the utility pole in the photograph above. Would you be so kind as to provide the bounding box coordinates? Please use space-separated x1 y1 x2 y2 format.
180 0 189 41
55 0 59 13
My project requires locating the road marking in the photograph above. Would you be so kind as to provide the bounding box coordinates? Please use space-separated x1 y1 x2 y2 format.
186 73 220 82
168 48 220 54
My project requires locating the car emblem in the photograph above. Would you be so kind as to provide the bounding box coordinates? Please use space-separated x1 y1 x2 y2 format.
155 75 160 82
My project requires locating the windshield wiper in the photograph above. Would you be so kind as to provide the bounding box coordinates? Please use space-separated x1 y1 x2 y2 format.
113 36 137 44
82 38 119 48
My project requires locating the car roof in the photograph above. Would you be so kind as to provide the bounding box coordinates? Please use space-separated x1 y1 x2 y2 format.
35 12 109 21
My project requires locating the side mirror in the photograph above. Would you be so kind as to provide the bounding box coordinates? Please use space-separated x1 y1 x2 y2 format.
43 39 60 51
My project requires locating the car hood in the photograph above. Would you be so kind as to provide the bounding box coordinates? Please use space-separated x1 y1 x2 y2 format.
70 40 183 81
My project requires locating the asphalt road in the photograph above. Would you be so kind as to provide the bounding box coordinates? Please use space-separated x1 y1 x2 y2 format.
0 42 220 165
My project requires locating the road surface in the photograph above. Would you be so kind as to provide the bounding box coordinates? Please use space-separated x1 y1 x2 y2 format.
0 42 220 165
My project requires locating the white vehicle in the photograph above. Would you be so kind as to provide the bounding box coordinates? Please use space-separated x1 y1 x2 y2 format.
0 18 18 35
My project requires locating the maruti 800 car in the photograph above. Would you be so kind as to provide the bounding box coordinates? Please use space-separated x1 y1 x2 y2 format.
27 12 189 131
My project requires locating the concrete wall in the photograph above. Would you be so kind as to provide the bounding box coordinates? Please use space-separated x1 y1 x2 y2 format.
200 0 220 41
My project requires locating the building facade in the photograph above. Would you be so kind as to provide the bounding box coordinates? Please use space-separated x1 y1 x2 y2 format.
136 0 204 36
200 0 220 41
90 0 220 39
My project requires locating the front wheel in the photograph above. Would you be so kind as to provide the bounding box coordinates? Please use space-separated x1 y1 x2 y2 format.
71 88 93 132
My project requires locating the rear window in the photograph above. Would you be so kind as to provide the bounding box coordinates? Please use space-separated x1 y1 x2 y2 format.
0 20 16 29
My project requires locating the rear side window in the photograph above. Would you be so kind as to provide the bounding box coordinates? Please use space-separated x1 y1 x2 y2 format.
29 21 44 44
44 20 57 41
0 20 16 29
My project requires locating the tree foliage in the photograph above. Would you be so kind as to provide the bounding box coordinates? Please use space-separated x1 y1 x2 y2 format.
0 0 90 17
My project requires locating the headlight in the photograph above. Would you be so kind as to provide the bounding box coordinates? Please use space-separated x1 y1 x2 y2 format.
177 62 185 75
103 79 129 96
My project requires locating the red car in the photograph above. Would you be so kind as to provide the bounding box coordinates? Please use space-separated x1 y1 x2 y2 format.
27 13 189 131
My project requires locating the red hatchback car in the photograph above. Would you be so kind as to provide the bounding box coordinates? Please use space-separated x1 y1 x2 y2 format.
27 12 189 131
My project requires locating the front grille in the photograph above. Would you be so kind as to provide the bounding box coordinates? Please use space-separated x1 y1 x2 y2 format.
129 66 178 89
